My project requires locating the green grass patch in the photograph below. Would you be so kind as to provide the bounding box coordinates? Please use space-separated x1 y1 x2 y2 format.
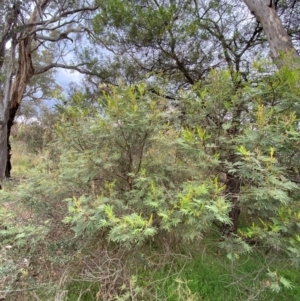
11 140 34 176
138 249 300 301
66 281 101 301
61 248 300 301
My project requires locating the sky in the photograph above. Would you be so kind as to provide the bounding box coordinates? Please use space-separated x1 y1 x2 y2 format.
56 68 84 89
41 69 84 108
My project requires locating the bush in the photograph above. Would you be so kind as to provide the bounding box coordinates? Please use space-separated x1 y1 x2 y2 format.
3 66 300 299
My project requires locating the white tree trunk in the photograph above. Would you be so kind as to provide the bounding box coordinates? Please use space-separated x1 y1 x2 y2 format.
243 0 300 65
0 1 47 181
0 41 16 180
0 0 99 182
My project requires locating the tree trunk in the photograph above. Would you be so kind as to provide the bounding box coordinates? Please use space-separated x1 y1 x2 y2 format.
0 38 35 182
3 37 35 180
0 0 97 183
222 174 241 236
0 40 16 181
243 0 300 65
0 124 8 185
1 1 50 182
5 103 20 178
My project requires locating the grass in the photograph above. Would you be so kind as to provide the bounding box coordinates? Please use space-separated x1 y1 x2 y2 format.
143 249 300 301
11 140 40 176
60 244 300 301
65 281 101 301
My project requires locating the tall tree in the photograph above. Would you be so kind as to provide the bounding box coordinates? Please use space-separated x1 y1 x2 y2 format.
0 0 99 183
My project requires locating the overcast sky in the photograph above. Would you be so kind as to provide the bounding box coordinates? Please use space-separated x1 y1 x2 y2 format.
56 68 84 89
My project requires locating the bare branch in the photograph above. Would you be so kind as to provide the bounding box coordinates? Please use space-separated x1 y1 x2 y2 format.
27 5 99 35
34 63 97 76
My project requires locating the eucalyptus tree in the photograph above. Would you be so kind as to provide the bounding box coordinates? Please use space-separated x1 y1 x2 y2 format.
0 0 99 183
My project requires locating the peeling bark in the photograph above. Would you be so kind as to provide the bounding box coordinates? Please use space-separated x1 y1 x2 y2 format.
0 1 99 183
1 12 39 180
0 40 16 181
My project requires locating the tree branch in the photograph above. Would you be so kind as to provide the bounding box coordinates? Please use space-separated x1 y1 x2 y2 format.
10 5 98 38
34 63 97 76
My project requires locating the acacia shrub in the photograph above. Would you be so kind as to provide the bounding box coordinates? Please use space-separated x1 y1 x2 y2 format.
56 83 231 245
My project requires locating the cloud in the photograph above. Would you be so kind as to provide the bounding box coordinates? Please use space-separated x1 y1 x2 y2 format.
15 115 39 124
55 68 83 88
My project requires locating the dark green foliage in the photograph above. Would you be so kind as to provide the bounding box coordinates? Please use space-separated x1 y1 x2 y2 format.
90 0 265 87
